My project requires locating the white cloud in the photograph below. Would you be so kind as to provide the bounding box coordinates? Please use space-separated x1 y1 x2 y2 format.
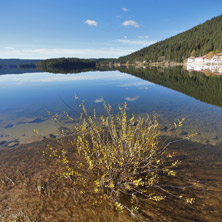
122 8 128 12
125 96 139 102
3 46 15 50
93 98 104 103
137 35 150 39
122 20 140 28
84 19 98 27
117 39 156 46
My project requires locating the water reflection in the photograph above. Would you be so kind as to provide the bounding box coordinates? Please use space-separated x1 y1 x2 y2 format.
0 67 222 148
117 66 222 107
0 67 42 75
186 64 222 75
40 65 222 107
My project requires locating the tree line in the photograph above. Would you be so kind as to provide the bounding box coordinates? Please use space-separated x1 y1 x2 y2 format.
37 58 97 71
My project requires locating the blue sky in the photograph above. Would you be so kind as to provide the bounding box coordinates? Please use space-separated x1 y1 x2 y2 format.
0 0 222 59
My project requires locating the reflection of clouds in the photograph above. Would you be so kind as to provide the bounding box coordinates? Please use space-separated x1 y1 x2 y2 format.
31 73 132 83
119 82 152 87
93 98 103 103
0 72 135 85
138 86 148 90
125 96 139 102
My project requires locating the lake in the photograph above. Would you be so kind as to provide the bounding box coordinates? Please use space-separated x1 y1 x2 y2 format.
0 67 222 147
0 67 222 221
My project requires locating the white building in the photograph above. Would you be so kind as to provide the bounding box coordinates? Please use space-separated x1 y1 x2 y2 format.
187 56 195 63
186 52 222 75
187 53 222 65
195 57 204 63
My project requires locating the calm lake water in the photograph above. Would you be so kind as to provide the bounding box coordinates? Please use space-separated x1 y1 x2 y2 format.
0 67 222 221
0 67 222 148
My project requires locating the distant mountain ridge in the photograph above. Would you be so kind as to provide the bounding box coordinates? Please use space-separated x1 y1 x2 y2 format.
118 15 222 63
0 59 41 66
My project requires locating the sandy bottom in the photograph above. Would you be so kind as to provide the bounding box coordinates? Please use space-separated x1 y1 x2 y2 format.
0 137 221 222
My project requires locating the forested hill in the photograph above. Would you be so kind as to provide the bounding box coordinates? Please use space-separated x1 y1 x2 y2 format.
118 15 222 63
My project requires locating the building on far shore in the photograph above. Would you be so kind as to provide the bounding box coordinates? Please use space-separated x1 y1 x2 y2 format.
186 52 222 75
187 53 222 65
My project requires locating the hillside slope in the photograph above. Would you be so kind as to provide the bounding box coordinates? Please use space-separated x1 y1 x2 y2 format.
0 59 41 66
118 15 222 63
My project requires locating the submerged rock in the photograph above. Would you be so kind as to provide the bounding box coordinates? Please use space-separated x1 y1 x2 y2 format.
4 123 14 129
180 131 188 136
7 142 19 148
49 134 56 139
161 126 168 132
28 118 45 124
0 141 7 146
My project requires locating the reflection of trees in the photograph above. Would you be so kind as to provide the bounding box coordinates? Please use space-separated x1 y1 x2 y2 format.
38 67 96 74
37 63 222 107
117 66 222 107
37 66 112 74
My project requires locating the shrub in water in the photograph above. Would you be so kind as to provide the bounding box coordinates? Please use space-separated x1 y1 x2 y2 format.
43 99 193 218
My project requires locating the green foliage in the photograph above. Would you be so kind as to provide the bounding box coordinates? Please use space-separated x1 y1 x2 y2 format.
37 58 118 71
118 15 222 63
18 64 37 69
37 57 96 71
